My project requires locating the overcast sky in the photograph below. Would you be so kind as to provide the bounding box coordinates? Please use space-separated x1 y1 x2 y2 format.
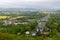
0 0 60 9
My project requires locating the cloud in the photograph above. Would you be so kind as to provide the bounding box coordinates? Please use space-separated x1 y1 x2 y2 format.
0 0 60 9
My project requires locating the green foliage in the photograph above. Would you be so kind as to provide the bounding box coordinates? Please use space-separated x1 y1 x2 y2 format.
0 12 60 40
0 33 19 40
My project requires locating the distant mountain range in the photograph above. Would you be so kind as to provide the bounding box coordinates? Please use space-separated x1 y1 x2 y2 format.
0 8 59 12
56 10 60 12
0 8 40 11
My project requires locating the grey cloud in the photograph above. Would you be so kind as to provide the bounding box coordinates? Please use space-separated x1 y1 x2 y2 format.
0 0 60 9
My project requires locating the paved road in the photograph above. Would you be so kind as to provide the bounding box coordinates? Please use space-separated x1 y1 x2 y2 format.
37 13 50 27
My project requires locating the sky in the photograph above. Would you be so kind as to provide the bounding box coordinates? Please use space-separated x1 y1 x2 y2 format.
0 0 60 9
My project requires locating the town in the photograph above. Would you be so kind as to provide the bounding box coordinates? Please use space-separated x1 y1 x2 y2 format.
0 11 60 40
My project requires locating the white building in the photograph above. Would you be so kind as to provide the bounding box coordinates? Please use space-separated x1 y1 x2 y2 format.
31 31 36 36
3 20 12 26
25 31 30 35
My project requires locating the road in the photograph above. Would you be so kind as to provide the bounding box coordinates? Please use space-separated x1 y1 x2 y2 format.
37 13 50 28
